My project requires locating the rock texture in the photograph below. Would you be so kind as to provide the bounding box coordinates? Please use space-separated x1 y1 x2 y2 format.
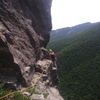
0 0 64 100
23 60 63 100
0 0 52 86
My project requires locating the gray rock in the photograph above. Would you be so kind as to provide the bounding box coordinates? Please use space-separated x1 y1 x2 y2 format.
30 94 45 100
0 0 52 87
0 1 64 100
22 92 31 96
46 87 64 100
35 60 52 75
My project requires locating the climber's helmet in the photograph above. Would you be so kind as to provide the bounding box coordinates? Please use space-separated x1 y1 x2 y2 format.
49 49 52 53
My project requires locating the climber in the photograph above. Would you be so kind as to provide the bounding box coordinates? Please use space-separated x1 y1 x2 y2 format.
49 49 57 67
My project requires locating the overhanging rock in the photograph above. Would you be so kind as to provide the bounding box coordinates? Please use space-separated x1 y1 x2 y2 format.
0 0 52 87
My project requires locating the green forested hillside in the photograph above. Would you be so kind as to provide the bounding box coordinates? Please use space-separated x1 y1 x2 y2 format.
47 22 100 100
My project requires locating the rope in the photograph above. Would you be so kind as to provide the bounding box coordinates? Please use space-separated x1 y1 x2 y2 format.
0 60 52 100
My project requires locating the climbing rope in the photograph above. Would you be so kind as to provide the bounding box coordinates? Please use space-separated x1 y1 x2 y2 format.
0 60 52 100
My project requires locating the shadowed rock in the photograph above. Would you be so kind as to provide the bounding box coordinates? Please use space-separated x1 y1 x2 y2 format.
0 0 52 87
0 1 64 100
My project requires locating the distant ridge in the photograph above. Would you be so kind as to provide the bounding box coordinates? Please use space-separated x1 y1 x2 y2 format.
50 22 95 42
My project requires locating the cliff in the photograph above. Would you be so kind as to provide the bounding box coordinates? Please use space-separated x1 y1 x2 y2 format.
0 0 64 100
0 0 52 86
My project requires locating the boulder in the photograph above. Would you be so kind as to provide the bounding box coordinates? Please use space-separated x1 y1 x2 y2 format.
30 94 45 100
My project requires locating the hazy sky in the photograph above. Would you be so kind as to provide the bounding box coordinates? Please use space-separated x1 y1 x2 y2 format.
51 0 100 30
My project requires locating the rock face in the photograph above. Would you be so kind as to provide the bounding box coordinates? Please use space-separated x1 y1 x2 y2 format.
0 0 52 86
0 0 64 99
